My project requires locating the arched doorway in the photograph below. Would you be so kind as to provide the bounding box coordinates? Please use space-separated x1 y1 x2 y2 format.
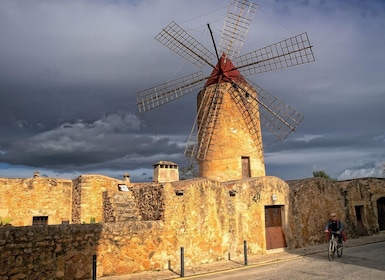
377 197 385 231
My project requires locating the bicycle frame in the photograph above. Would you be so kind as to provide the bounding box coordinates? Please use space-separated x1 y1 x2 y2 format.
329 234 337 250
328 231 343 261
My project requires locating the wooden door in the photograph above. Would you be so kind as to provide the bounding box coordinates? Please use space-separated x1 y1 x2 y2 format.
265 206 287 250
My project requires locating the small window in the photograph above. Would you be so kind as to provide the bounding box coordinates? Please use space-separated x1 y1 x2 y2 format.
33 216 48 226
241 156 251 178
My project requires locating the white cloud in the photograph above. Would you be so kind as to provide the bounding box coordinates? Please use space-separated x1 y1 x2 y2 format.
294 134 323 143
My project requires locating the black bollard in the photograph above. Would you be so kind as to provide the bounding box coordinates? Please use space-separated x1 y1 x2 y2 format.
92 254 97 280
180 247 185 277
244 240 248 265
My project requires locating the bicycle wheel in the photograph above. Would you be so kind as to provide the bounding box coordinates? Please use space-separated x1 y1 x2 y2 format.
328 240 335 261
337 241 343 257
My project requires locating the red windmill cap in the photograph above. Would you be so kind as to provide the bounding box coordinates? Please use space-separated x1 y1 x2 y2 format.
205 53 247 87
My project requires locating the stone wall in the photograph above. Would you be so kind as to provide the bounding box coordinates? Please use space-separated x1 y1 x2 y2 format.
102 184 165 222
287 177 385 249
341 178 385 235
72 177 81 224
0 178 72 226
102 191 139 222
1 175 384 279
0 176 289 279
0 224 103 280
72 175 124 224
132 184 165 221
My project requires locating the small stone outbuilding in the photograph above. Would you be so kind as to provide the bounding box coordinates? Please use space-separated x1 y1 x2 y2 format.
153 160 179 183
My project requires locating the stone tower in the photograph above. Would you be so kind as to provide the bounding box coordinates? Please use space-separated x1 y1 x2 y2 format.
197 55 265 182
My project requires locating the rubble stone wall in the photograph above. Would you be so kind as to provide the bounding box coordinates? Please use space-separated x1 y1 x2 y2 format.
1 175 384 279
0 224 103 280
0 178 72 226
287 177 385 249
72 175 125 224
0 176 289 279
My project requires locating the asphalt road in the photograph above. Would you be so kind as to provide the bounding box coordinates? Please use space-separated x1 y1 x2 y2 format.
183 242 385 280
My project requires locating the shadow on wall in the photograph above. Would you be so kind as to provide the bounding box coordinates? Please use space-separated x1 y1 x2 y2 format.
0 223 102 279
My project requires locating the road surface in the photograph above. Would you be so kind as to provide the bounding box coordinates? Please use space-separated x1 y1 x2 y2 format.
184 242 385 280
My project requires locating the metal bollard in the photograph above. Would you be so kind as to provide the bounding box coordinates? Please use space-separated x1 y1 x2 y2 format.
244 240 248 265
92 254 97 280
180 247 185 277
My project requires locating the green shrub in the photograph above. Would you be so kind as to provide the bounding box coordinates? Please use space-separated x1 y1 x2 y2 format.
0 217 12 226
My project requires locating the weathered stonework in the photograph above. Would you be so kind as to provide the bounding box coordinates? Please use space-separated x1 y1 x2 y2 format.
0 224 103 280
0 178 72 226
72 175 125 224
1 175 385 279
198 83 265 182
286 177 385 248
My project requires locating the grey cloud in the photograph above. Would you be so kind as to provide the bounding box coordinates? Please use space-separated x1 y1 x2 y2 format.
0 0 384 181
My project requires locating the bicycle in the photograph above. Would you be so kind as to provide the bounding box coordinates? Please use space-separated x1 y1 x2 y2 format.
327 231 343 261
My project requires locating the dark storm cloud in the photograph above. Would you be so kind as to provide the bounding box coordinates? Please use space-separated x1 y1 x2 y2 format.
0 0 200 179
0 112 184 170
0 0 384 181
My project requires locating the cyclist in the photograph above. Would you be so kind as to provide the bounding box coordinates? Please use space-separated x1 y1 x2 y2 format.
324 213 344 243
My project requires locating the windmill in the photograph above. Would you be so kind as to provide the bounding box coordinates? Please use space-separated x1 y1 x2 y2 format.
136 0 315 182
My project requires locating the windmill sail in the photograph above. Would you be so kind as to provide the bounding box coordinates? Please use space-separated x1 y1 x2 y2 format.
219 0 258 60
235 33 315 76
155 21 216 69
235 79 304 141
185 84 224 160
137 71 206 113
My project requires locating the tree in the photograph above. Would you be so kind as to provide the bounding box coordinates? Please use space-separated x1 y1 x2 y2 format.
313 170 333 180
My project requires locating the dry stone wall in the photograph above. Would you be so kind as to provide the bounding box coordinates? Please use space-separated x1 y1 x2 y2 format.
342 178 385 235
102 191 139 222
72 175 126 224
102 184 165 223
0 178 72 226
0 176 290 279
287 177 385 248
0 224 103 280
1 174 384 279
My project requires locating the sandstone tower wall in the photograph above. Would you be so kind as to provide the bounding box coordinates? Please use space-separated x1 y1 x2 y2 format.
198 83 265 182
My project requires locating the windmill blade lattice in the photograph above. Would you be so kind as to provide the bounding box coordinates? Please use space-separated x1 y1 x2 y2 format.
185 84 224 160
242 79 304 141
219 0 258 60
137 71 206 113
235 33 314 76
227 82 263 154
155 21 216 69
